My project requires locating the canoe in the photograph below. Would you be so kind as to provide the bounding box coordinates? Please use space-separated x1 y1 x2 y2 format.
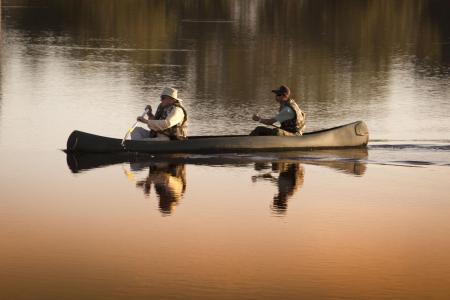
66 120 369 154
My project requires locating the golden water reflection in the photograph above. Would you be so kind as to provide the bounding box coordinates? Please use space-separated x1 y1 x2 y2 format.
1 149 449 299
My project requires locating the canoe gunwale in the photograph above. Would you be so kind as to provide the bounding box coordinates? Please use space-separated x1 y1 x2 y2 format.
187 121 353 139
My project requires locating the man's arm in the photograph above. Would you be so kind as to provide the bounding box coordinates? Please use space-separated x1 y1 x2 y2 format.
252 106 294 126
252 114 277 125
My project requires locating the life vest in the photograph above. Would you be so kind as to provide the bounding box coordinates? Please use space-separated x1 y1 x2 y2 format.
150 102 188 140
279 99 306 135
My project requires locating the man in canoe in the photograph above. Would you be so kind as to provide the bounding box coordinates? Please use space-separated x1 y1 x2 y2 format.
250 85 306 136
132 87 188 140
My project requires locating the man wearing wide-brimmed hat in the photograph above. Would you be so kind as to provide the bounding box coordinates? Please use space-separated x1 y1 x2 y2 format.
132 87 188 140
250 85 305 136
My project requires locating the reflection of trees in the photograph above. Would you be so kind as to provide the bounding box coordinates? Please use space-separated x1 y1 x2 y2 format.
187 0 450 104
135 163 186 216
8 0 449 97
253 162 305 215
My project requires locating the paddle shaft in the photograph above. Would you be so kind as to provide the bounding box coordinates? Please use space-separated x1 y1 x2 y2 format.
121 108 149 146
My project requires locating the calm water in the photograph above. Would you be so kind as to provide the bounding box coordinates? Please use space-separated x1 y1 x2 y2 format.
1 1 450 299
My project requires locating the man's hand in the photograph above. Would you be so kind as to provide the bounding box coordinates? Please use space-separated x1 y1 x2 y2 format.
137 116 147 123
252 114 261 122
145 105 152 116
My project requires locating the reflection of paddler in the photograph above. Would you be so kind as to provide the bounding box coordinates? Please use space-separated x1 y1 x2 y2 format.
136 163 186 215
253 162 305 215
272 163 304 214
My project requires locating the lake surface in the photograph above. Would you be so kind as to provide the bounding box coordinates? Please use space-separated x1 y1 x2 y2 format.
1 1 450 299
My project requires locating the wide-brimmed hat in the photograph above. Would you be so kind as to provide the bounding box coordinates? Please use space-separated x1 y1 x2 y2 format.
271 85 290 96
161 87 183 102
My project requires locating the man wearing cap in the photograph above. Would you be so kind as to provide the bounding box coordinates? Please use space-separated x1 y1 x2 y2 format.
132 87 188 140
250 85 306 136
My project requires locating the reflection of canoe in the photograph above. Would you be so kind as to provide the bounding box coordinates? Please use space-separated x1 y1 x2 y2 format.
66 148 368 176
67 121 369 153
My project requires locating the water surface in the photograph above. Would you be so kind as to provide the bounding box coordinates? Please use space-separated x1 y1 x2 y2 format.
1 1 450 299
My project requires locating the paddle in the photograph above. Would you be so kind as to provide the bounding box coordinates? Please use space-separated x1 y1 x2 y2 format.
121 108 150 147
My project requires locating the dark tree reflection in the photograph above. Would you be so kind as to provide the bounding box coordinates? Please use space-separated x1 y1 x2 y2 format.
5 0 449 103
